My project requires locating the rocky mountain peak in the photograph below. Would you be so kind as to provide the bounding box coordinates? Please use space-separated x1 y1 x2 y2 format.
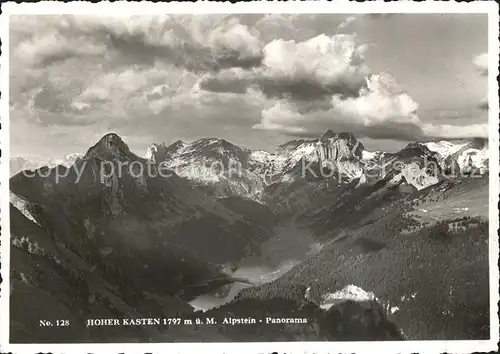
146 140 187 163
395 142 436 160
319 129 336 142
192 137 237 150
277 139 315 154
188 137 248 161
467 137 488 150
83 133 139 161
170 139 185 148
316 131 364 161
146 143 168 163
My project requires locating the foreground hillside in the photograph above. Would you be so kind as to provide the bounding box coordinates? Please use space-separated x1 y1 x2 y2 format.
10 204 194 343
235 174 490 340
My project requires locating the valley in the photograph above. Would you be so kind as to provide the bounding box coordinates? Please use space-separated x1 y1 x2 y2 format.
8 131 491 342
189 221 322 311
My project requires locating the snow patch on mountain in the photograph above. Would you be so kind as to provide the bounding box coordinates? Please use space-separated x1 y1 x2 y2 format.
423 140 488 174
145 132 374 194
456 147 489 174
319 284 376 310
318 284 402 318
10 192 40 226
355 173 368 187
59 153 83 166
424 141 468 159
146 138 266 197
248 150 287 178
146 143 166 162
291 142 318 162
334 160 365 181
400 162 440 191
362 150 384 162
10 153 83 176
387 172 403 186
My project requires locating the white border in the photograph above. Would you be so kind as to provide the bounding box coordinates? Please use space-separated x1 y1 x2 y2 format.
1 1 498 353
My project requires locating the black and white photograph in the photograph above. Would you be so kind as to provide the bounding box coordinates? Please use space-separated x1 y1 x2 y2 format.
1 1 499 353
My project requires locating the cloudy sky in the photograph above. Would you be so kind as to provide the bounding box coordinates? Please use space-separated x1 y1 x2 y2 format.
9 14 489 158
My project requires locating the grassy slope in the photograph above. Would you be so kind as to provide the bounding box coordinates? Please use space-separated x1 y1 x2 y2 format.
408 175 489 222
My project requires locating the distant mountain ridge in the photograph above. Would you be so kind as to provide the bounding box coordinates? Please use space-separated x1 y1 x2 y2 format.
143 131 489 198
10 153 83 177
11 132 488 198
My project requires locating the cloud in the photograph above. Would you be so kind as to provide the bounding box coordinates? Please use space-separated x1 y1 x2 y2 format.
254 14 297 41
330 73 425 139
253 100 308 134
12 15 264 73
422 123 488 139
337 16 358 29
198 31 487 141
200 34 370 101
478 96 489 110
262 34 369 94
332 74 419 126
472 52 488 110
16 31 108 67
13 71 99 127
472 52 488 75
70 63 203 121
250 73 426 140
206 18 263 61
251 73 488 140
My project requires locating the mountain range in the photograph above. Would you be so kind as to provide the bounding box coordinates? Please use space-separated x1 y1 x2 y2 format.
145 131 488 197
9 131 490 342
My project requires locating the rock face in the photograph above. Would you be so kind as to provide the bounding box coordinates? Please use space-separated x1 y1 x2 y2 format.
422 139 489 175
145 142 170 164
317 131 364 162
313 131 365 183
377 142 444 191
145 138 265 198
